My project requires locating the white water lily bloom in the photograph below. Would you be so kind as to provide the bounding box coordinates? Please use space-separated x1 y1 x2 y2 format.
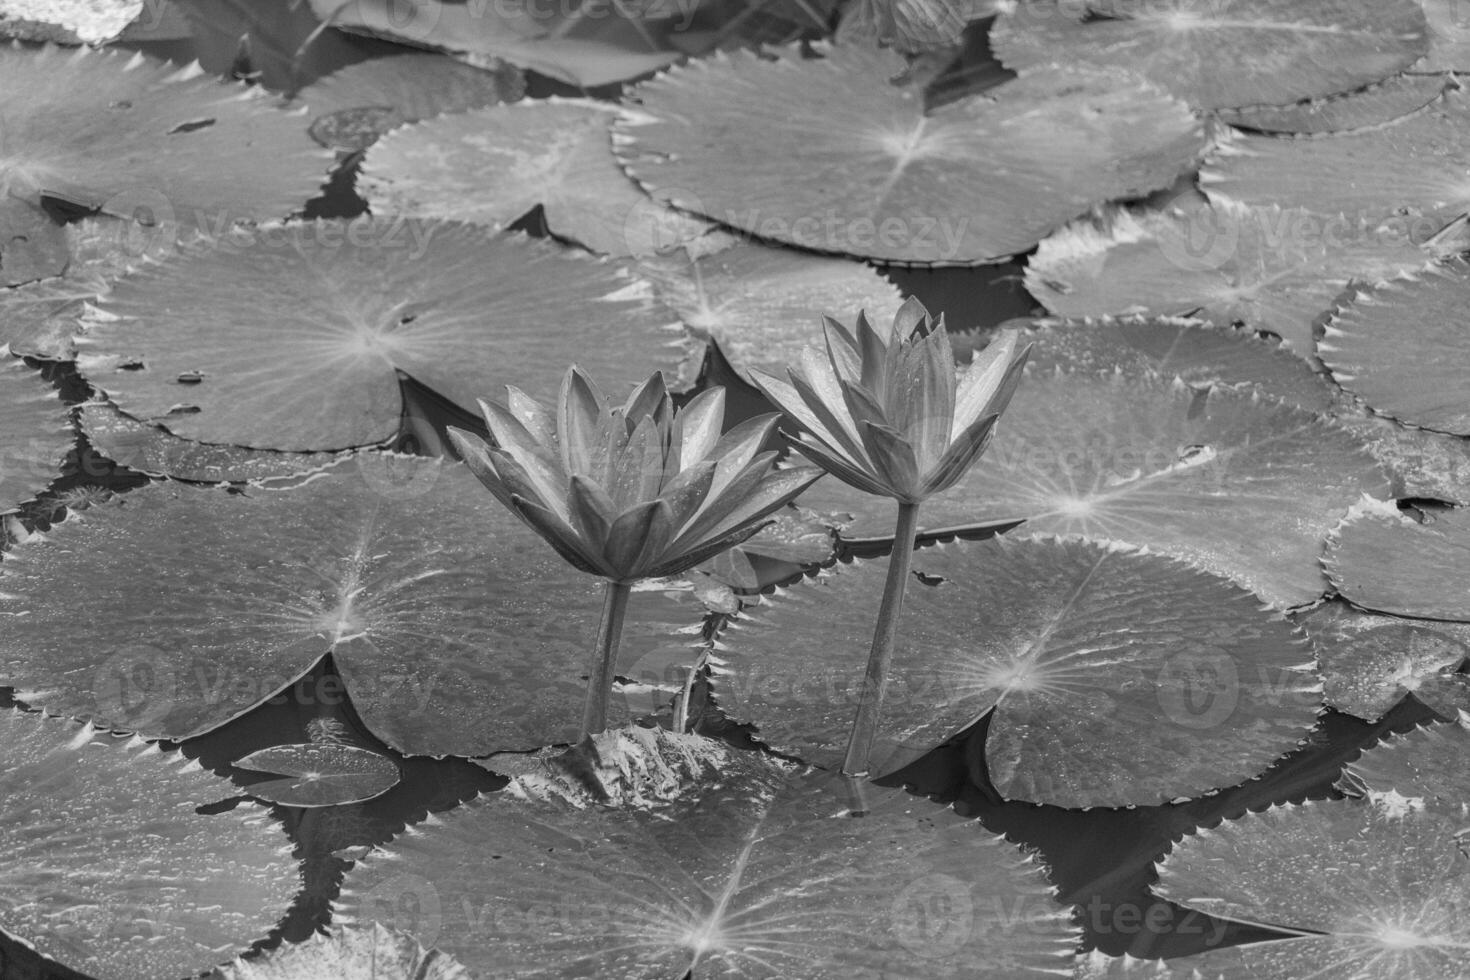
750 298 1031 503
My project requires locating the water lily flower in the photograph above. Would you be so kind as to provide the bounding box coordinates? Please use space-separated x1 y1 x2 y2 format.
749 297 1030 505
447 367 822 737
749 299 1031 777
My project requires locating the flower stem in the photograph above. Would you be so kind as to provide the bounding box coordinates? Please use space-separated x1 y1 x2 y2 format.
581 579 632 739
841 499 922 777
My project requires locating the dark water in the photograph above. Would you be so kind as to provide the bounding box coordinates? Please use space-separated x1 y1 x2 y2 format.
0 5 1445 978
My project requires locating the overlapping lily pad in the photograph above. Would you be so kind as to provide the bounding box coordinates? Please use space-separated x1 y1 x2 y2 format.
214 924 470 980
0 0 143 42
76 219 686 451
1319 264 1470 435
1217 72 1455 134
794 366 1390 607
360 99 707 257
1026 203 1436 356
1154 801 1470 979
296 52 524 153
1342 714 1470 811
1416 0 1470 71
0 43 329 226
1295 602 1470 721
714 536 1319 805
337 759 1079 978
1334 407 1470 505
0 353 70 513
614 44 1204 264
233 742 400 807
991 0 1428 110
1202 85 1470 226
0 708 298 980
0 458 708 756
638 236 904 377
1324 498 1470 621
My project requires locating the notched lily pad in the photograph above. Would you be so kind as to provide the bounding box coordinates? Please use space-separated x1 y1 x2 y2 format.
0 0 143 43
715 536 1320 806
0 353 70 513
1341 714 1470 812
213 923 471 980
1218 72 1456 134
233 742 400 807
1324 498 1470 621
336 762 1079 978
0 708 299 980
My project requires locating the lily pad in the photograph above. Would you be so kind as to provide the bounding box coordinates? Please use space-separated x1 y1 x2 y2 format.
714 536 1319 805
233 742 400 807
0 196 67 286
1324 498 1470 621
0 0 142 43
360 99 708 258
613 44 1204 264
0 44 330 227
1295 602 1470 721
1319 263 1470 435
1155 801 1470 979
214 924 470 980
336 760 1079 978
1202 85 1470 230
295 52 525 152
0 458 708 756
79 400 346 483
991 0 1428 110
794 367 1390 608
0 708 299 980
1341 715 1470 811
1217 72 1456 134
1333 406 1470 504
1025 202 1436 356
76 219 686 451
0 353 70 513
638 236 904 378
1416 0 1470 71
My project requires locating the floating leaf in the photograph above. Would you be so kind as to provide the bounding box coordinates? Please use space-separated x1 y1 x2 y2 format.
1324 498 1470 621
1018 316 1337 412
1342 715 1470 812
79 400 346 483
1320 263 1470 435
0 353 70 513
1155 801 1470 979
0 197 67 286
1026 202 1435 356
214 924 470 980
0 44 329 226
1416 0 1470 71
360 99 707 257
638 236 904 378
614 45 1204 264
295 52 524 152
0 459 706 756
1217 72 1455 134
233 743 400 807
1334 407 1470 505
336 761 1079 978
0 708 298 980
1202 85 1470 228
0 0 143 43
77 219 685 451
795 367 1389 607
1296 602 1470 721
991 0 1428 110
715 536 1318 804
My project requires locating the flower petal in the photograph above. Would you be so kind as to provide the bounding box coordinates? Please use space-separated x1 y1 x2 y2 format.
860 420 922 502
670 386 725 471
787 438 892 498
747 369 845 450
789 363 869 465
658 458 718 532
923 412 999 497
567 475 618 555
646 521 774 579
953 330 1029 436
607 414 663 511
479 399 569 517
621 371 670 433
603 499 674 581
822 315 862 383
558 366 608 477
894 296 931 339
683 465 827 547
511 495 610 578
447 428 518 514
855 309 891 402
504 386 556 446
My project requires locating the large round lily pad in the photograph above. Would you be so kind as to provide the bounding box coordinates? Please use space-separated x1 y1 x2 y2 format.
76 219 685 451
614 44 1204 264
0 43 329 225
1319 263 1470 435
794 366 1390 608
1342 715 1470 811
1324 498 1470 621
0 353 70 513
0 458 708 756
991 0 1428 110
214 924 470 980
0 708 298 980
1155 801 1470 979
715 536 1319 805
1217 72 1454 134
1026 202 1436 356
336 760 1079 978
360 99 707 258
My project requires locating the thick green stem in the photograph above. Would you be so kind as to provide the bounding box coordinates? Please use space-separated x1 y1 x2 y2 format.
581 579 633 739
841 499 922 777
